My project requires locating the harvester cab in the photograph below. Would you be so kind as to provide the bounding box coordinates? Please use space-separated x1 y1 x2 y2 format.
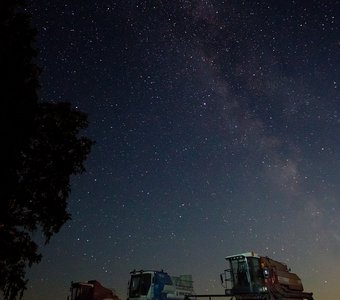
221 252 266 295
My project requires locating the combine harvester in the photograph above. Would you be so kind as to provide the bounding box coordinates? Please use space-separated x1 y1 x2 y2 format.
206 251 313 300
128 270 195 300
67 280 120 300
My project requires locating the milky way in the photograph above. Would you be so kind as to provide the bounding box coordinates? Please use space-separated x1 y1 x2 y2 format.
25 1 339 299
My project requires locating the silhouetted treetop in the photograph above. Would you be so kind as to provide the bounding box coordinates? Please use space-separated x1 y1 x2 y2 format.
1 1 94 299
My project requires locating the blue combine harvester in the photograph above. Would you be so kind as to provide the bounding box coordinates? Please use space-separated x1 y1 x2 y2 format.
128 270 195 300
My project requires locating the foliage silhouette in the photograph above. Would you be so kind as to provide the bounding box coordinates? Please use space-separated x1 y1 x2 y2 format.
0 1 94 299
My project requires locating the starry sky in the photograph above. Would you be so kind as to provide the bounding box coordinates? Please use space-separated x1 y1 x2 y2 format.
23 1 339 299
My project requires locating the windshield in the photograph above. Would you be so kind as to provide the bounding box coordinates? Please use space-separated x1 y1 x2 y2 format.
230 258 250 292
129 273 152 298
70 285 92 300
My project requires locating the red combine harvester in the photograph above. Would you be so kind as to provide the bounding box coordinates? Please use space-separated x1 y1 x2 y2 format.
67 280 120 300
219 251 314 300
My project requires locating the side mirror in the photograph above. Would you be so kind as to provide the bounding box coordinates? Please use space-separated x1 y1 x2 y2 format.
220 274 224 284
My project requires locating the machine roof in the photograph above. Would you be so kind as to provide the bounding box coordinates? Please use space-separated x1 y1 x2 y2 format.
225 251 260 260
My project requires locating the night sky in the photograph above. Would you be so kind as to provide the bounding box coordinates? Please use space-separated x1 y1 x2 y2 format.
24 1 338 299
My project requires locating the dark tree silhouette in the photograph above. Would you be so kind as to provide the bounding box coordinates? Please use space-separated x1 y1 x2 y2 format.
0 1 94 299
